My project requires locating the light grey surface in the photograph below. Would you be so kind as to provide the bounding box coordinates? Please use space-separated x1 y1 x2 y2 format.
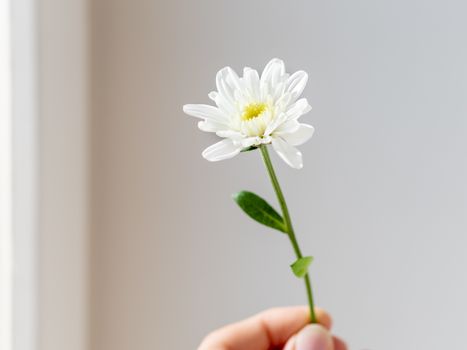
90 0 467 349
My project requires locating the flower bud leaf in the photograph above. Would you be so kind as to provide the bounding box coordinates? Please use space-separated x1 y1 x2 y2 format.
232 191 286 233
290 256 314 278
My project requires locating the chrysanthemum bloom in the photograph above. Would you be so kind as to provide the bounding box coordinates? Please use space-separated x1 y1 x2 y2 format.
183 58 314 169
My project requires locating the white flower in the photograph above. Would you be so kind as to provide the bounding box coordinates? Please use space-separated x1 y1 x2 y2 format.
183 58 314 169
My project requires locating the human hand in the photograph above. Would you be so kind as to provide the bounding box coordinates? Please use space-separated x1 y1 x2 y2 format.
198 306 347 350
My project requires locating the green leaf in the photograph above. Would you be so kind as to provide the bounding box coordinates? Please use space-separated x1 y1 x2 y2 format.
290 256 314 278
232 191 286 233
241 146 258 153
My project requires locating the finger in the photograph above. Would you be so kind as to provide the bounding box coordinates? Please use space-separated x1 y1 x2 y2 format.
333 336 348 350
314 307 332 330
198 306 331 350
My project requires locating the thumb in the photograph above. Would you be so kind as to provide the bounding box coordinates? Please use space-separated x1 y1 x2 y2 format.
295 324 334 350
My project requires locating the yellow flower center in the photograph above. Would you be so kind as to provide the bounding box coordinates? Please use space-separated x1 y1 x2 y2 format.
241 103 267 121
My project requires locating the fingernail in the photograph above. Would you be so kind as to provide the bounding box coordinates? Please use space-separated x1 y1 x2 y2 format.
296 324 333 350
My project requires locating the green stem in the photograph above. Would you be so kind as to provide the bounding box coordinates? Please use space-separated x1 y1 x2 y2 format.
260 144 317 324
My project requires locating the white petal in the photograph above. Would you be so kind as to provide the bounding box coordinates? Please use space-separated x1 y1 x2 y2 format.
224 67 242 91
264 112 288 136
274 119 300 135
239 137 261 148
214 94 237 117
275 92 292 109
261 59 288 102
279 124 314 146
216 130 244 139
285 71 308 102
202 139 241 162
183 104 228 123
208 91 218 101
197 120 227 132
261 59 288 103
271 81 287 102
216 68 234 102
285 98 312 120
272 137 303 169
243 67 261 101
261 58 285 85
216 67 242 105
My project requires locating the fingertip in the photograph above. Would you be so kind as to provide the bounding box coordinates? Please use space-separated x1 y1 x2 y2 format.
296 324 333 350
283 334 297 350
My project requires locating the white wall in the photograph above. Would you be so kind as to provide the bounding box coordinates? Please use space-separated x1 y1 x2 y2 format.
0 0 13 347
37 0 89 349
11 0 38 348
90 0 467 349
3 1 89 349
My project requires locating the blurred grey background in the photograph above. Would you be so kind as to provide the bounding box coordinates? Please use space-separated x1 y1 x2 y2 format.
89 0 467 349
